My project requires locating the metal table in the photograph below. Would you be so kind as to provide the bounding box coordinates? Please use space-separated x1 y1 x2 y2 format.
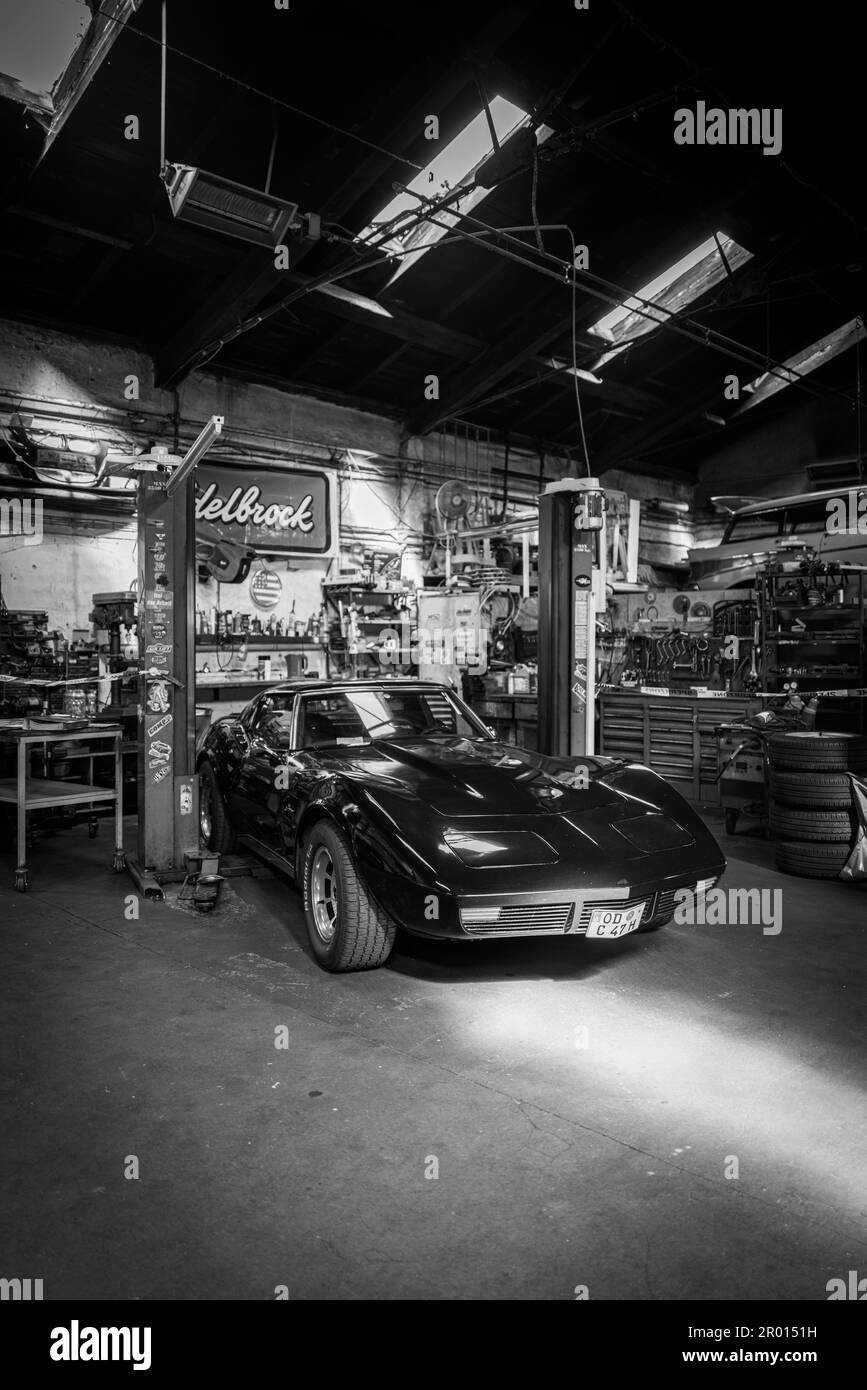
0 724 125 890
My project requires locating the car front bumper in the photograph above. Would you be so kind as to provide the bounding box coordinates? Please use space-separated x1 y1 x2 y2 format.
362 862 726 941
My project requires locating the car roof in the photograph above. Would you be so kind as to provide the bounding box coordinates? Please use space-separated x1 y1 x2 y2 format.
731 485 865 518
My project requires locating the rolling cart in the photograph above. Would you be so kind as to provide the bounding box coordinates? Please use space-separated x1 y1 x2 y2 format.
0 722 125 890
714 723 768 835
714 705 810 834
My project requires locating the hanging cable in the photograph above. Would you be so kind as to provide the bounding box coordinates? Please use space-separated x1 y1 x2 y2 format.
530 148 544 254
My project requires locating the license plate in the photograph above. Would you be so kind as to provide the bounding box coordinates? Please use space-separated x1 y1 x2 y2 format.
585 904 644 938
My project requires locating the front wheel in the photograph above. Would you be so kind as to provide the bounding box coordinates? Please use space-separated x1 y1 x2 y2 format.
302 821 396 972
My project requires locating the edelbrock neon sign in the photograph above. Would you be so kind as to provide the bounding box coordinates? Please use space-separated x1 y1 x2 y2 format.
195 482 314 532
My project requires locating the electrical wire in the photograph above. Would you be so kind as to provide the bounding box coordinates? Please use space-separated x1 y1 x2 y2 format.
530 149 544 255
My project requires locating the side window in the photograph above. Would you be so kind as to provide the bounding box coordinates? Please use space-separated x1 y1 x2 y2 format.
788 503 828 534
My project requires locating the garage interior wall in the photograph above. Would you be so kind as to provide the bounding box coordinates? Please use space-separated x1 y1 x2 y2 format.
0 318 704 627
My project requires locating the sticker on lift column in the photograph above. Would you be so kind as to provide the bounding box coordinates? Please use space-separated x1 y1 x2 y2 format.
146 682 171 713
147 713 172 737
148 740 171 764
152 766 170 784
572 664 587 710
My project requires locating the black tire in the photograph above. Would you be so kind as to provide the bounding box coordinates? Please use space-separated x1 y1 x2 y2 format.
768 769 854 808
198 760 236 853
767 731 867 773
768 802 856 843
301 820 396 972
774 838 852 879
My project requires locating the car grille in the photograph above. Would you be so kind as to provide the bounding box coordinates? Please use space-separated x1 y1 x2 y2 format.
461 902 575 936
459 880 716 938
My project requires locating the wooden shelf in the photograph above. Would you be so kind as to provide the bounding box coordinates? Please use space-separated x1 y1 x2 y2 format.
196 638 324 649
0 776 118 808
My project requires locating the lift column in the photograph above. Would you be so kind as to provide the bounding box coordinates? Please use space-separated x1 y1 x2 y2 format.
537 478 606 758
127 417 223 893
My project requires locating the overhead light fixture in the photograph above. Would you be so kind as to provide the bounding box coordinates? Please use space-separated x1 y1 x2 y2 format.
738 317 867 412
164 163 301 247
548 359 603 384
315 283 393 318
588 233 753 369
704 412 726 426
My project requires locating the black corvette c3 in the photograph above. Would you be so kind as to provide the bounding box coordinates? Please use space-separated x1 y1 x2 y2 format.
197 679 726 972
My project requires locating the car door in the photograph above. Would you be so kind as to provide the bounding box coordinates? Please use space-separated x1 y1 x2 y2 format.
230 693 297 847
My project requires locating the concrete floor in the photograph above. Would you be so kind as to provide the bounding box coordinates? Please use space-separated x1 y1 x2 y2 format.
1 811 865 1300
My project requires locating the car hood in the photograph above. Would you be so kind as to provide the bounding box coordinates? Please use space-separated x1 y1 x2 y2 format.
313 735 650 819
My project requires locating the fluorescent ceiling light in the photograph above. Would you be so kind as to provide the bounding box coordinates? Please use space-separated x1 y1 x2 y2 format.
315 283 393 318
0 0 88 101
357 97 535 285
566 367 603 385
738 317 867 411
588 232 753 368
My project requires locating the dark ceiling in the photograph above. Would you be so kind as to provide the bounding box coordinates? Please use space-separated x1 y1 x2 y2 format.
1 0 865 482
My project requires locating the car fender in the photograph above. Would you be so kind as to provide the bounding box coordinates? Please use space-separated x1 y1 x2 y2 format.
292 779 441 893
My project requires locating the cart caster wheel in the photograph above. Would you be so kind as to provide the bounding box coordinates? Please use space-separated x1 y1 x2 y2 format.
14 869 28 892
88 818 99 838
112 851 126 872
724 809 739 835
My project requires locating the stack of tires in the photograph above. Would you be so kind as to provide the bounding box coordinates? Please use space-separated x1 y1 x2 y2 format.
768 732 867 878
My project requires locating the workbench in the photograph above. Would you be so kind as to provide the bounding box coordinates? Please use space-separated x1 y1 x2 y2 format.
0 724 125 891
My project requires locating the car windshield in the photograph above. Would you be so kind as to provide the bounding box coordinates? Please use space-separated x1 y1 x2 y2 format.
298 688 487 749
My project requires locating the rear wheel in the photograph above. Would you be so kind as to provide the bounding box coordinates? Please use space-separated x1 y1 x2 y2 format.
199 760 236 853
302 820 396 971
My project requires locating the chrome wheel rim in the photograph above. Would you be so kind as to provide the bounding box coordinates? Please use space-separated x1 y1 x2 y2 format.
200 782 213 843
311 846 338 943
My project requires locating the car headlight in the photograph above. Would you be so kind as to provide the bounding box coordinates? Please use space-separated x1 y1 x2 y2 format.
443 830 557 866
